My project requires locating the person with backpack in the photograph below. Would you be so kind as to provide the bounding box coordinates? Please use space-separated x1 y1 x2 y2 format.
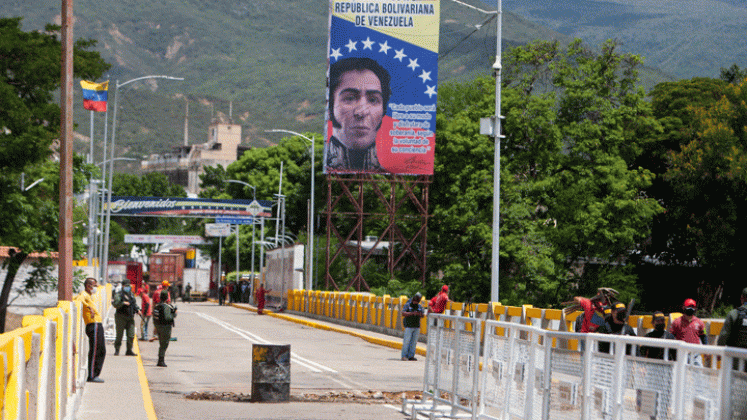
718 287 747 349
112 280 140 356
153 289 177 367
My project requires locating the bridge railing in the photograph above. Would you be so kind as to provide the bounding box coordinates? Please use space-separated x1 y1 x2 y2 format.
403 314 747 420
0 284 111 420
286 290 726 345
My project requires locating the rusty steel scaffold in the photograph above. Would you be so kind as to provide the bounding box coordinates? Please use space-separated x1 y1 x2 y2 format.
324 174 430 291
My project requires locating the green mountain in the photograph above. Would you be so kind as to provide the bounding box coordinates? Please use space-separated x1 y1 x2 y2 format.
4 0 672 163
497 0 747 80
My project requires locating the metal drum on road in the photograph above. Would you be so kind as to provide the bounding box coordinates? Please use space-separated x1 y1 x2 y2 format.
251 344 290 402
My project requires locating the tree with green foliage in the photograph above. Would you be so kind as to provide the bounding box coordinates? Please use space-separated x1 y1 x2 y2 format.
430 40 663 306
719 64 747 85
656 77 747 311
199 134 323 277
0 17 109 331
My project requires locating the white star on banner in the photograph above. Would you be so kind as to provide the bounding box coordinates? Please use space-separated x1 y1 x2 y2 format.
378 41 391 55
407 58 420 71
393 48 407 62
345 39 358 52
362 37 375 50
330 48 343 61
424 85 437 98
419 70 432 83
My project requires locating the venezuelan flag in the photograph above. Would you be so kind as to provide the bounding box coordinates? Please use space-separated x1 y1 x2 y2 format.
80 80 109 112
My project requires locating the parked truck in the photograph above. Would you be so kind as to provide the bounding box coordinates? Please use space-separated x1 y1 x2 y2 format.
183 268 210 301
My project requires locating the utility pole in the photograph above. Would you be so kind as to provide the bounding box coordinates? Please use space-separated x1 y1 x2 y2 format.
58 0 74 301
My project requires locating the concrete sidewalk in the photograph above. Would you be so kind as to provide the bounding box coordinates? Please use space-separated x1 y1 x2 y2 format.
75 337 155 420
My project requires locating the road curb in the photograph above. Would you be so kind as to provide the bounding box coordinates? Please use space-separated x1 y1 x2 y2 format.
229 302 427 356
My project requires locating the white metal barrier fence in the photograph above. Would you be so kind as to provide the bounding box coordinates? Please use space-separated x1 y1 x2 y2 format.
404 314 747 420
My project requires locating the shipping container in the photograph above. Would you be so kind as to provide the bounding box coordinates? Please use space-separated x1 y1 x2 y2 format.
108 261 144 290
126 261 144 291
148 253 185 294
170 248 197 268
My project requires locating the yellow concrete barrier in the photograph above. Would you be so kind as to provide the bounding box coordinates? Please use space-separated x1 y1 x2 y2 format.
0 283 110 420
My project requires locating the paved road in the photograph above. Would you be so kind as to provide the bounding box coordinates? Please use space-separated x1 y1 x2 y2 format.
136 301 424 419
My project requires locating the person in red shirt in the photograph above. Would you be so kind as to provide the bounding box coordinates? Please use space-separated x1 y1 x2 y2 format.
428 285 450 314
139 285 152 341
573 295 607 333
669 298 707 366
227 282 235 304
152 280 172 304
255 284 272 315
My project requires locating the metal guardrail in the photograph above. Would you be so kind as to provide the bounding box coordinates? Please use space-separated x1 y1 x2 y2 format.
404 314 747 420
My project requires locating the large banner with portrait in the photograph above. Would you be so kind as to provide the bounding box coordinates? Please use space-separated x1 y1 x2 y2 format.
324 0 440 175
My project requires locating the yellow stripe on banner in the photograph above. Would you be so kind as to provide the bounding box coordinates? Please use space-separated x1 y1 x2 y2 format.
332 0 441 53
80 80 109 91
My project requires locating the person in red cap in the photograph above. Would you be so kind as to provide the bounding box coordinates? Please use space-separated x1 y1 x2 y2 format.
428 285 450 314
670 298 707 365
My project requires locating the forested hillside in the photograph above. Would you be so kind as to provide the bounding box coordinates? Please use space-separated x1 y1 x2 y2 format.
496 0 747 79
2 0 675 163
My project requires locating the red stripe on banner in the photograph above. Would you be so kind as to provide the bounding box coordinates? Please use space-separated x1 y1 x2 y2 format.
83 99 107 112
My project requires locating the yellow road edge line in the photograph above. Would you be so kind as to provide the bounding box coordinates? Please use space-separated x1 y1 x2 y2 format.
133 338 158 420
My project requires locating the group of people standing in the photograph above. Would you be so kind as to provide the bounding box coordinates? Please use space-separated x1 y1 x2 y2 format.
217 280 254 305
75 278 179 383
575 287 747 362
400 285 450 361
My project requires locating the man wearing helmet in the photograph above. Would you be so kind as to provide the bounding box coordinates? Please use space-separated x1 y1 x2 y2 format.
401 292 425 361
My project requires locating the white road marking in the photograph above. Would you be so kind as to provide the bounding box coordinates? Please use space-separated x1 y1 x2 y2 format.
196 312 339 374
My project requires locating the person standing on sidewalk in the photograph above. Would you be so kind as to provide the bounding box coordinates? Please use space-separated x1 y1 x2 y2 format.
139 286 152 341
112 280 140 356
76 277 106 383
401 292 425 361
153 289 177 367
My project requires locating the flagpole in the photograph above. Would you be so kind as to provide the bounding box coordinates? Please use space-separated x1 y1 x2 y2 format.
87 110 95 266
98 105 109 280
101 75 184 283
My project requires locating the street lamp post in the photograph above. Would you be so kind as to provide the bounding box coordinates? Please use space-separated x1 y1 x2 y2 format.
102 75 184 283
476 3 503 303
225 179 257 289
266 129 315 291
